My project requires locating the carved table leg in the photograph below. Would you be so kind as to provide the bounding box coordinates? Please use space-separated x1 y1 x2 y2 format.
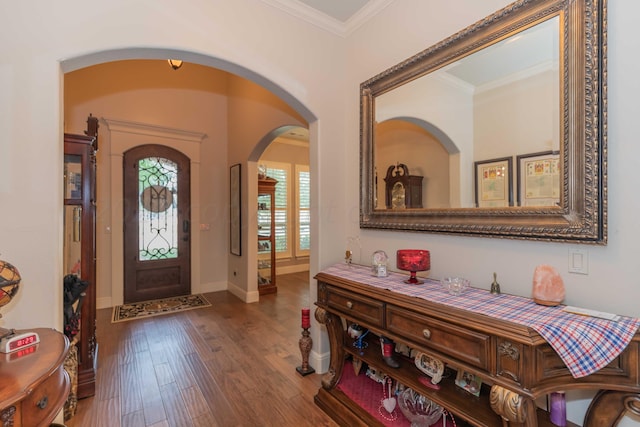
584 390 640 427
315 307 345 390
490 385 537 427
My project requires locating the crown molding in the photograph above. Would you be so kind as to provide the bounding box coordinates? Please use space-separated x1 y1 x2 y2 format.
260 0 395 37
103 118 207 143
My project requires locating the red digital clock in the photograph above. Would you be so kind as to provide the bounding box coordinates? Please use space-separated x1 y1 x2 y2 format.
0 332 40 353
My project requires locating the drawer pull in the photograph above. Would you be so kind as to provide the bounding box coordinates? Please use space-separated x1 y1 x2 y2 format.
346 301 353 309
36 396 48 410
422 328 431 339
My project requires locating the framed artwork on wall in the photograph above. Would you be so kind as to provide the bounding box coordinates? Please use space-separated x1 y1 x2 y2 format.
230 163 241 256
474 157 513 208
516 151 560 207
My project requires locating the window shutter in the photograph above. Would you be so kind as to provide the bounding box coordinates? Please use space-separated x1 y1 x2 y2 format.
298 170 310 252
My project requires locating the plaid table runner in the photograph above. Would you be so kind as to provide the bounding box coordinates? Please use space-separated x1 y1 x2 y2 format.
320 263 640 378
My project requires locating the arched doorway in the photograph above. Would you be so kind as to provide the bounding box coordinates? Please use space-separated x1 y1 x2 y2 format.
63 51 317 308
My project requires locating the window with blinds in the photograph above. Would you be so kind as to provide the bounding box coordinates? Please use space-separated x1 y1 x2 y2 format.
297 166 310 255
263 161 310 259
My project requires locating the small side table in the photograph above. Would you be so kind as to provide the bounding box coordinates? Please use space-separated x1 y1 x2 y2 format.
0 328 70 426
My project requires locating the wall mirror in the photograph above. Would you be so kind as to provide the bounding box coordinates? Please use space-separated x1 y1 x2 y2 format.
360 0 607 243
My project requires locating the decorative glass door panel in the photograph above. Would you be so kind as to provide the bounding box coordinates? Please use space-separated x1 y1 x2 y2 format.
138 157 178 261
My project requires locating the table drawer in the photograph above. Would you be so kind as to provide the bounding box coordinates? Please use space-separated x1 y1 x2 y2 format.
21 365 67 427
325 286 385 328
387 304 490 371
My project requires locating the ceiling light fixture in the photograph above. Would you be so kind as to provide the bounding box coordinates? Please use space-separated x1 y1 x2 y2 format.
167 59 183 70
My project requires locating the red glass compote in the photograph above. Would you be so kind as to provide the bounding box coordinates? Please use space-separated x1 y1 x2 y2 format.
396 249 430 284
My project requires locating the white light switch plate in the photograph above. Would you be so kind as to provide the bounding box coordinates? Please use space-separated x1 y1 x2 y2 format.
568 249 589 275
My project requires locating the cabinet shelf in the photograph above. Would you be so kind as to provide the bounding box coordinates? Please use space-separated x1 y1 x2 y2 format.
343 334 498 426
257 177 277 295
321 331 578 427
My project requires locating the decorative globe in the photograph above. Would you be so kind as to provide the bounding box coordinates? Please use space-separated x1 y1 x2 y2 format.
0 260 21 316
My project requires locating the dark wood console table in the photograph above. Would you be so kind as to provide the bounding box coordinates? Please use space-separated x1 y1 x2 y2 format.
0 328 70 427
314 264 640 427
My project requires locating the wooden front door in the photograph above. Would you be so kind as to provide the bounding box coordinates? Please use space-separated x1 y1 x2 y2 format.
123 145 191 303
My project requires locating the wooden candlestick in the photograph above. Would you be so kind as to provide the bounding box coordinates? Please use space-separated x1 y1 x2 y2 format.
296 327 315 376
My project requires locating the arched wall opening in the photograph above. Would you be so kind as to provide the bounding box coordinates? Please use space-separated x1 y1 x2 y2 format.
251 126 311 280
62 48 317 309
376 116 462 209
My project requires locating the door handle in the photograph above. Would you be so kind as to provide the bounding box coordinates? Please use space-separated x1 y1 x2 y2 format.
182 220 190 241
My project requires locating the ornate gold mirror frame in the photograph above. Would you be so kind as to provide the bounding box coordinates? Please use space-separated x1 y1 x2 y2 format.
360 0 607 243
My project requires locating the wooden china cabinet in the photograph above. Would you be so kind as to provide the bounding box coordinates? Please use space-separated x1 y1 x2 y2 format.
63 115 98 399
257 177 277 295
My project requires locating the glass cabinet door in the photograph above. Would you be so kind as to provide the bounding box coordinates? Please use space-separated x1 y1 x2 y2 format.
64 154 83 200
63 205 82 276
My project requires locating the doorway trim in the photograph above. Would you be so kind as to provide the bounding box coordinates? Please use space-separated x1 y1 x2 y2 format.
103 118 206 307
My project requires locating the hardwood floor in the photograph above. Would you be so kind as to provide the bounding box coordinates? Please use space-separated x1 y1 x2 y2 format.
66 272 338 427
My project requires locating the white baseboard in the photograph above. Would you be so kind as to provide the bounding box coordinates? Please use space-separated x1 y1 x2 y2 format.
198 280 228 294
97 297 112 310
227 281 260 303
310 349 330 374
277 263 310 275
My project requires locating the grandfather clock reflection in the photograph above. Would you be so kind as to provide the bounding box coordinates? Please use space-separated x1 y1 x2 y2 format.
384 163 423 209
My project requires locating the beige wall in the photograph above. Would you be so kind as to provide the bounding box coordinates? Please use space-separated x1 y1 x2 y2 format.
474 69 559 158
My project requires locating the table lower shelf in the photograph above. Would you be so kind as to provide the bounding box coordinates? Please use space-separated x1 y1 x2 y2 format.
315 333 578 427
330 360 461 426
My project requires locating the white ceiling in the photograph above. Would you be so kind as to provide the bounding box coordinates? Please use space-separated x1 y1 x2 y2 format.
259 0 394 36
296 0 369 22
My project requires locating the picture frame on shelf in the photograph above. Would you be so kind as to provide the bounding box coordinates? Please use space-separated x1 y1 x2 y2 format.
229 163 241 256
258 240 271 252
474 156 513 208
455 370 482 397
414 352 445 385
516 151 560 207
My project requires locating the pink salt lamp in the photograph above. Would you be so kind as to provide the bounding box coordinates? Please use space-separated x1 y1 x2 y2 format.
532 264 565 306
